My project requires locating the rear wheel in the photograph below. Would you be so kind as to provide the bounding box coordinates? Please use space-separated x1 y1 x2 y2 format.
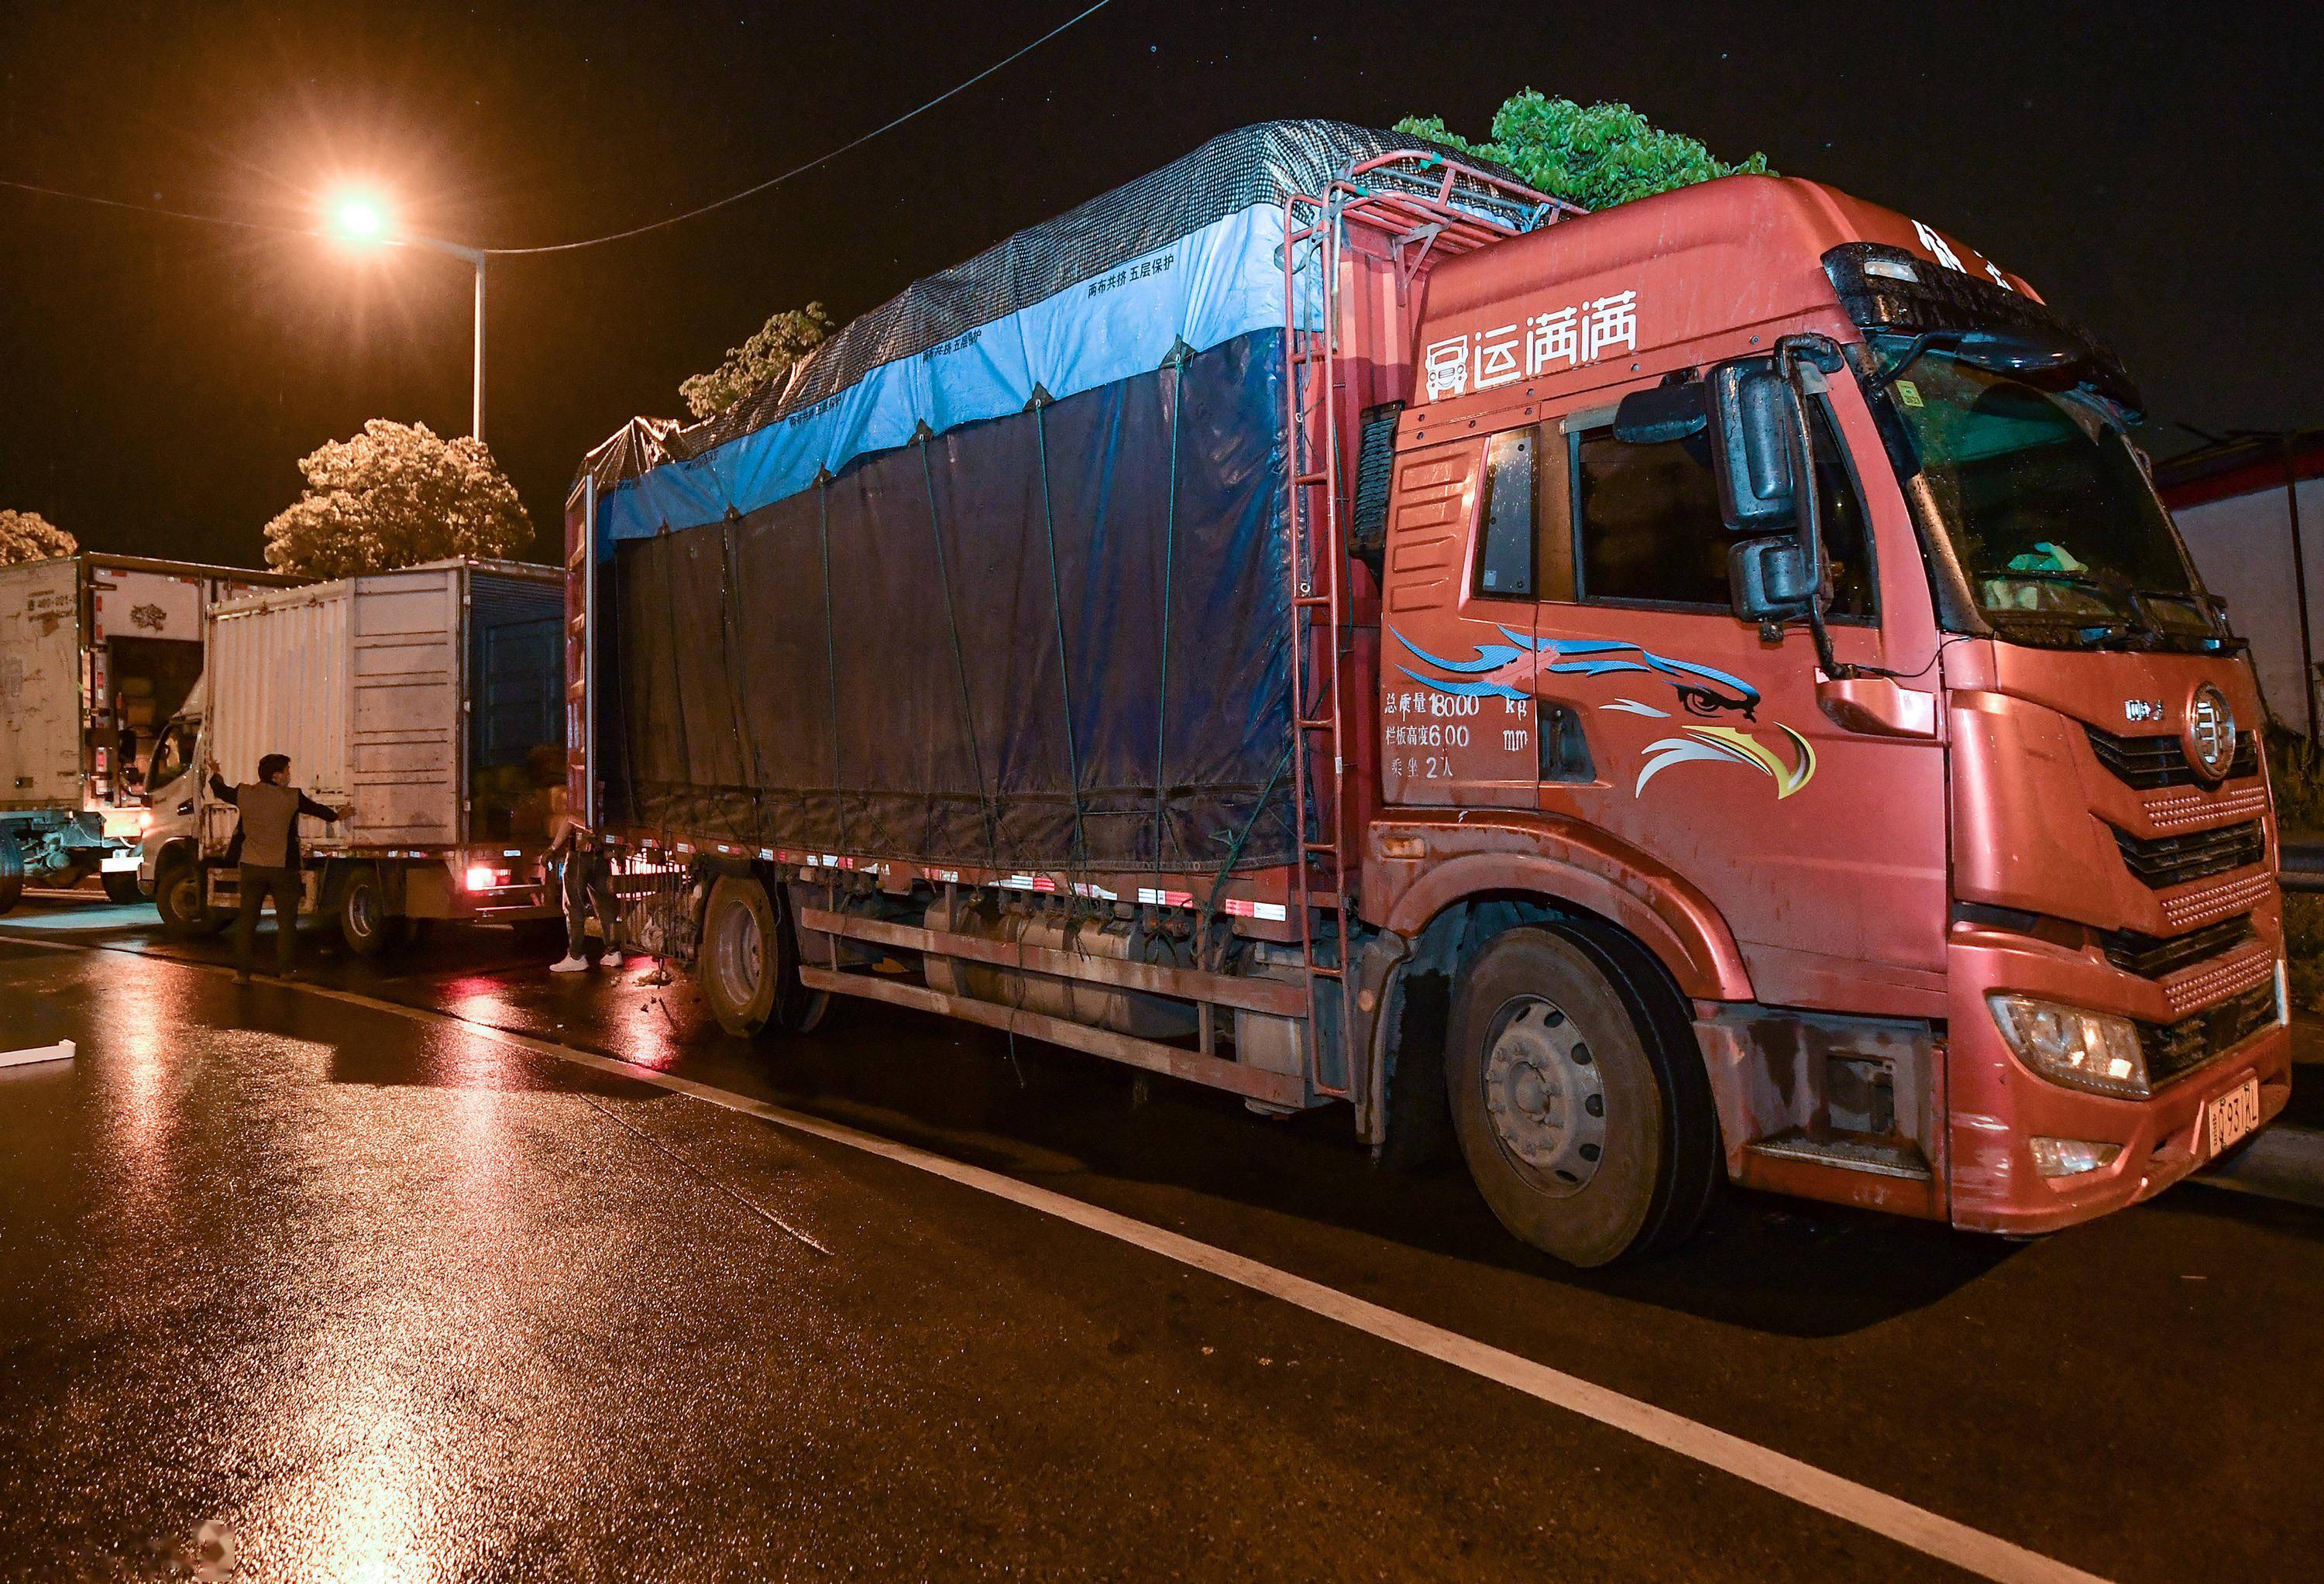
0 834 22 916
337 867 414 957
154 855 223 936
1446 924 1721 1267
699 874 828 1038
103 868 146 905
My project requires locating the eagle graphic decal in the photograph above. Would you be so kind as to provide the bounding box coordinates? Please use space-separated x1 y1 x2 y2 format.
1389 625 1817 800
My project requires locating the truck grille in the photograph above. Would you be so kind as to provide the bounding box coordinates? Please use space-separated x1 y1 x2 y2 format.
2113 819 2266 890
2137 980 2278 1089
2085 724 2257 790
2095 915 2257 978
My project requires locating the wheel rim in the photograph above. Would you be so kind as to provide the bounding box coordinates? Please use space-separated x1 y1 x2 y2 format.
711 896 765 1009
166 871 199 920
1480 995 1607 1197
348 885 375 937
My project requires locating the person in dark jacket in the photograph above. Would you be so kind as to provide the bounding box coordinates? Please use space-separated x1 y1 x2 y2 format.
545 809 624 973
205 754 349 984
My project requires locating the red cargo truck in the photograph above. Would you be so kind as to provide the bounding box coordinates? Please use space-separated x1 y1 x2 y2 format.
572 122 2288 1264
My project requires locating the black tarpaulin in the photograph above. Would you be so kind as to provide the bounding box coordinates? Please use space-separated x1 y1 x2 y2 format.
606 330 1297 874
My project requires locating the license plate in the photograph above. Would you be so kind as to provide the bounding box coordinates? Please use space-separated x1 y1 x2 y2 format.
2206 1076 2262 1157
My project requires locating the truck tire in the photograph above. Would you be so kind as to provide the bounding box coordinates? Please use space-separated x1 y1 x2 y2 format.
1444 924 1721 1267
337 867 414 957
699 874 829 1039
0 833 22 916
103 869 146 905
154 856 224 936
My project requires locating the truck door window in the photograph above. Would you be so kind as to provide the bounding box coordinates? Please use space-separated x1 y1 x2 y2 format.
150 724 194 789
1808 401 1878 620
1573 427 1728 607
1572 401 1874 617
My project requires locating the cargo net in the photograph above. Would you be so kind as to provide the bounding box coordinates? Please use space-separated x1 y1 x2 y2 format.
577 121 1541 496
611 850 699 965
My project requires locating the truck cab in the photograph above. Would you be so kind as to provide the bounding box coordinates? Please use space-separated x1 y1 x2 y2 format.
0 555 297 912
1367 176 2286 1254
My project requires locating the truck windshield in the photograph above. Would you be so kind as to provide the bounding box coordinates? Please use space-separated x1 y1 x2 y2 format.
1879 351 2217 647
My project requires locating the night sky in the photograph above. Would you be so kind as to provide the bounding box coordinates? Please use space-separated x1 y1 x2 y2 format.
2 1 2317 569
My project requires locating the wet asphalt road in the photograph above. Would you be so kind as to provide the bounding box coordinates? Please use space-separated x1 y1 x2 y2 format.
2 895 2322 1582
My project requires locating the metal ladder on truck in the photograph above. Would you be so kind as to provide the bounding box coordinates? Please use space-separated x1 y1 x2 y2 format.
1278 188 1356 1103
1277 156 1580 1105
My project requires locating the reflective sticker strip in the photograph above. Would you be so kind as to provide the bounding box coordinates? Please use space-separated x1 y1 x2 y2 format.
1004 874 1058 893
1223 899 1289 922
1072 881 1118 901
1137 888 1195 907
934 870 961 884
759 848 775 861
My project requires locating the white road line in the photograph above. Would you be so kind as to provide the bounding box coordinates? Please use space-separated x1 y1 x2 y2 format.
5 935 2109 1584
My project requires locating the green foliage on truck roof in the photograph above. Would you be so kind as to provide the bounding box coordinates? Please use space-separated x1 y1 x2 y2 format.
1397 91 1773 212
681 302 836 421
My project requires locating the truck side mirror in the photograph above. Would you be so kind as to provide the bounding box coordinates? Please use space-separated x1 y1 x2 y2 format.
1612 381 1707 445
1709 359 1799 532
1729 536 1815 624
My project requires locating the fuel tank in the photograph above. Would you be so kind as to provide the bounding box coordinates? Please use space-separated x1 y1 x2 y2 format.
921 893 1198 1039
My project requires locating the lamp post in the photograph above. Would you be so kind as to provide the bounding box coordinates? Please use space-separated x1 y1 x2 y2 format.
326 196 489 445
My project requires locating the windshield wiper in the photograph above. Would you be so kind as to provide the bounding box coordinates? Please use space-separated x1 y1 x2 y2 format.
1979 568 2161 648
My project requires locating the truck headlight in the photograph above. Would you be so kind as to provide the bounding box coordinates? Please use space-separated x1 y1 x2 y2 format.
1988 994 2150 1099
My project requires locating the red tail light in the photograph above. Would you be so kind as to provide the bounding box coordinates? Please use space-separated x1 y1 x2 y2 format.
464 864 497 892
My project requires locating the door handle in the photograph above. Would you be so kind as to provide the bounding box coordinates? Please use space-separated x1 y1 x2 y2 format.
1817 675 1937 739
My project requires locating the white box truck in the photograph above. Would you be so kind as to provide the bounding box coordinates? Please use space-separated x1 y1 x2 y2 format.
0 553 297 912
160 559 566 950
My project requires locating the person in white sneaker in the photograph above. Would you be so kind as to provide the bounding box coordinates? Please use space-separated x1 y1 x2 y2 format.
545 811 625 972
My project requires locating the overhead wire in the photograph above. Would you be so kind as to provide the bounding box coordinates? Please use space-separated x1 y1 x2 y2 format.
0 0 1116 257
482 0 1116 255
0 176 318 238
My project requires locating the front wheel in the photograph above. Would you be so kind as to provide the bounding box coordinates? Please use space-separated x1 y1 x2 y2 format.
1446 925 1721 1267
103 868 146 905
155 856 224 936
698 874 829 1038
0 833 22 916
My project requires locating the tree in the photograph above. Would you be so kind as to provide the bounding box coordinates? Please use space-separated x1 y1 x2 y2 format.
0 510 76 566
680 303 834 421
262 419 533 579
1397 92 1772 213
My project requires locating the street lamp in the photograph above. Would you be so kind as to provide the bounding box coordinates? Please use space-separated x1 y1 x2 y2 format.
324 191 489 445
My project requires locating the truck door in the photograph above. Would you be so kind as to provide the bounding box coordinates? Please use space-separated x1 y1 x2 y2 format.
1377 428 1543 807
1525 383 1948 1008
